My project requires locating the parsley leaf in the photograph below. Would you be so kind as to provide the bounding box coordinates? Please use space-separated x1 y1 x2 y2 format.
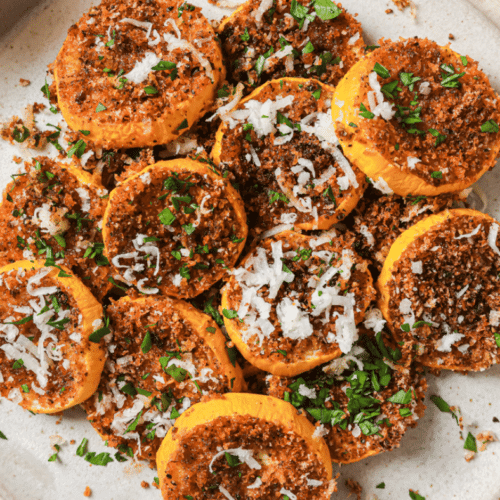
373 62 391 79
464 432 477 452
359 103 375 119
387 389 412 404
141 331 152 354
159 207 176 226
84 451 114 466
481 119 499 133
152 61 176 71
76 438 88 457
222 309 238 319
430 395 459 425
314 0 342 21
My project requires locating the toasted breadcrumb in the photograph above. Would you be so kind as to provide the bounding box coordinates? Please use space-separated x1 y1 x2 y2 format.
83 486 91 497
140 481 150 489
392 0 416 17
19 78 30 87
477 431 497 452
346 478 362 500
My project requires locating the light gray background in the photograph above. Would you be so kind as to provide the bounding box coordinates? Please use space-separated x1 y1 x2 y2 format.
0 1 500 499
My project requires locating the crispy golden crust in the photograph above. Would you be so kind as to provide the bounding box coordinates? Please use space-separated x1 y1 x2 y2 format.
0 157 111 301
333 38 500 196
82 295 244 463
221 230 375 377
218 0 364 90
378 209 500 371
54 0 225 149
264 327 427 464
212 78 366 238
0 260 105 413
102 158 248 299
157 394 336 499
352 188 460 271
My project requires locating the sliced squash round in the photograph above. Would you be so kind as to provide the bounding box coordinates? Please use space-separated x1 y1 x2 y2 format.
102 158 247 299
332 38 500 196
0 260 105 413
264 314 427 464
54 0 225 149
218 0 364 89
378 208 500 371
0 157 111 301
221 230 375 377
352 189 460 271
82 295 244 462
212 78 366 237
157 393 336 499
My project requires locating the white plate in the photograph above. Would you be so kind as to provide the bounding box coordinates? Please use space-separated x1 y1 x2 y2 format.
0 1 499 499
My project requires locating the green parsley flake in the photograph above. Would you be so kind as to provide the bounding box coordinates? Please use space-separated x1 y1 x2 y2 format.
430 395 459 425
464 432 478 452
141 331 153 354
359 103 375 119
176 119 189 131
76 438 88 457
409 491 426 500
481 119 499 133
373 62 391 79
222 309 238 319
159 207 176 226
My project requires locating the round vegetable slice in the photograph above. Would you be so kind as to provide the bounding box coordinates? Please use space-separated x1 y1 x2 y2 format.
102 158 248 298
218 0 364 89
81 295 244 462
378 208 500 371
352 188 460 271
157 393 336 499
264 316 427 464
0 157 111 300
0 260 105 413
212 78 366 237
54 0 225 149
221 230 375 376
332 38 500 196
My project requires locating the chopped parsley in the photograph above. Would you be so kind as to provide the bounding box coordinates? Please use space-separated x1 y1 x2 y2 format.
481 119 499 133
159 207 176 226
428 128 447 146
359 103 375 119
95 103 107 113
84 451 114 466
222 309 238 320
76 438 88 457
373 62 391 79
464 432 478 452
430 395 459 425
141 331 152 354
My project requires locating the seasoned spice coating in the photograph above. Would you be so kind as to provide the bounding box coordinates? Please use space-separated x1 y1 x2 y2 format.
385 212 500 371
340 38 500 186
82 296 239 463
162 414 334 499
0 157 110 300
103 159 247 298
264 326 427 463
219 0 363 90
223 231 375 372
215 79 366 238
353 188 459 270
